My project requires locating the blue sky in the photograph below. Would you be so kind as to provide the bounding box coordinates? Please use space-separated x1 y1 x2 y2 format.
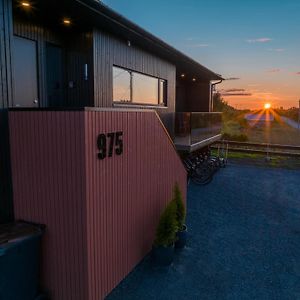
103 0 300 109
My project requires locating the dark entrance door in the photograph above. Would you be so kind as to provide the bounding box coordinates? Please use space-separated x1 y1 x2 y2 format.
12 36 39 107
46 44 64 107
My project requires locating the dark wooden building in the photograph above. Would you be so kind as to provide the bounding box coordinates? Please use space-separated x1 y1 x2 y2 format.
1 1 223 298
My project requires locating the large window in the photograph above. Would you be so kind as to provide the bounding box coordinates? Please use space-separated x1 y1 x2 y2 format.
113 66 167 106
113 67 131 102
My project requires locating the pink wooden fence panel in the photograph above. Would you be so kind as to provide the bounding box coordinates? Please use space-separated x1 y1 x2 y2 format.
9 109 186 300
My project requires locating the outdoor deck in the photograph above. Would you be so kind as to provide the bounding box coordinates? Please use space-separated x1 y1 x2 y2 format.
107 163 300 299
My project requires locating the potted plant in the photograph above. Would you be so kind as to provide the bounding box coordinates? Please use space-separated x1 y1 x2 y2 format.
153 200 178 266
173 183 188 249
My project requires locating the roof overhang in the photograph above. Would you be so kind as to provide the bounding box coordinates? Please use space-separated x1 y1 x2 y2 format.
77 0 223 81
14 0 223 81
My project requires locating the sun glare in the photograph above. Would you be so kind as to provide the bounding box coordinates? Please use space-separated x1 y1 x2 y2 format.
264 103 271 109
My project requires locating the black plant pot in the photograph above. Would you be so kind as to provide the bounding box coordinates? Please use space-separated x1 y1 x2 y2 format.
175 224 188 249
152 244 175 266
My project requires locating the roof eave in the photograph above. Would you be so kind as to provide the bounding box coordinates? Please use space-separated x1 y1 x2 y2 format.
76 0 223 81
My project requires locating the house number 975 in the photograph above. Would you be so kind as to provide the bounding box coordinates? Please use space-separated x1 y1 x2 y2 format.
97 131 123 160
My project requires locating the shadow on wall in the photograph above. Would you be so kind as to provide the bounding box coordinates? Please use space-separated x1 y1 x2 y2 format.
0 110 14 224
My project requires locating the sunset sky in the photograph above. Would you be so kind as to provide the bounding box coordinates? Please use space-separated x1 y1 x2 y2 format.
104 0 300 110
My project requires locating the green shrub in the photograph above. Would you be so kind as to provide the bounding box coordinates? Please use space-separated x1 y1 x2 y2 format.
172 183 186 230
154 200 178 247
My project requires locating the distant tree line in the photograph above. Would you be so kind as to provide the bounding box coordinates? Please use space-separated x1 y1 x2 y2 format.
275 107 299 122
213 92 235 113
213 93 249 142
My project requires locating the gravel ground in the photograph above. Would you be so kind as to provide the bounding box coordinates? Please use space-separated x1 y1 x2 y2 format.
107 163 300 300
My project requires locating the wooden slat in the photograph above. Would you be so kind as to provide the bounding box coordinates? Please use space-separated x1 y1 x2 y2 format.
9 111 88 300
9 110 187 300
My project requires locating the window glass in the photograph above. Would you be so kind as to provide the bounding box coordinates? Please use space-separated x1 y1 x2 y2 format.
113 67 131 102
113 66 167 106
159 79 167 105
132 72 158 105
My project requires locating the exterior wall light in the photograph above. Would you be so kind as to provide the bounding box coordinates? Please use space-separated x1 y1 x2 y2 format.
192 78 196 82
21 2 30 8
181 74 185 78
127 40 131 47
63 18 71 25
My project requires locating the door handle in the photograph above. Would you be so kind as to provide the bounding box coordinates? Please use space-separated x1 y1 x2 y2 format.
33 99 38 104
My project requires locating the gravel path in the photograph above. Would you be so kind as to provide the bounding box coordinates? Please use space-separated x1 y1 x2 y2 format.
107 163 300 300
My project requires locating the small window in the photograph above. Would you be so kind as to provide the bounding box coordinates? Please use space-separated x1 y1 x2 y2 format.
113 67 131 102
113 66 167 106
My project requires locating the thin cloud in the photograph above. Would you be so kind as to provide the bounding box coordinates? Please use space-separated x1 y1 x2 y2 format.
268 48 285 52
267 68 280 73
246 38 272 43
225 77 240 81
186 43 210 48
295 72 300 75
223 88 245 93
220 87 252 96
222 93 252 96
186 37 198 41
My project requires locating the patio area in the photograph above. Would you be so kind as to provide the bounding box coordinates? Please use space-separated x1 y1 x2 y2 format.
107 163 300 299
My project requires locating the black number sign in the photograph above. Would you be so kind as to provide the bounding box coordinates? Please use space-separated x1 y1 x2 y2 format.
97 131 123 160
97 134 106 160
115 131 123 155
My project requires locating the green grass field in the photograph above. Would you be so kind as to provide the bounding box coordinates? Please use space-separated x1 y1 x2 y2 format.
211 149 300 170
222 114 300 146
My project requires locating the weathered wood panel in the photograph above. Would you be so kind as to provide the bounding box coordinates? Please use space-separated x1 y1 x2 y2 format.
93 29 176 113
9 109 186 299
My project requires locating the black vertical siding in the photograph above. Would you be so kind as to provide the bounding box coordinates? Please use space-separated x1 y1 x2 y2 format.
0 0 13 223
176 80 211 112
93 29 176 114
64 33 94 107
0 110 14 223
0 0 13 108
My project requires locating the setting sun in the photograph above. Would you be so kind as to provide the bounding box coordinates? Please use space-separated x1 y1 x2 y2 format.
264 103 271 109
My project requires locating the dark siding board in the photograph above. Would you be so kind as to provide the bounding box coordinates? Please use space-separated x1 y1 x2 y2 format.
0 0 4 108
64 33 94 107
0 0 14 223
0 110 14 223
0 0 13 108
93 29 176 113
176 80 211 112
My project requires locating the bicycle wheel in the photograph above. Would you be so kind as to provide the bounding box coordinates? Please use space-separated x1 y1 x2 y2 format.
191 167 212 185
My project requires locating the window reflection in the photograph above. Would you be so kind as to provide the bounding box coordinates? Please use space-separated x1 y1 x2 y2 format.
113 66 167 106
113 67 131 102
132 72 158 104
159 79 167 105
